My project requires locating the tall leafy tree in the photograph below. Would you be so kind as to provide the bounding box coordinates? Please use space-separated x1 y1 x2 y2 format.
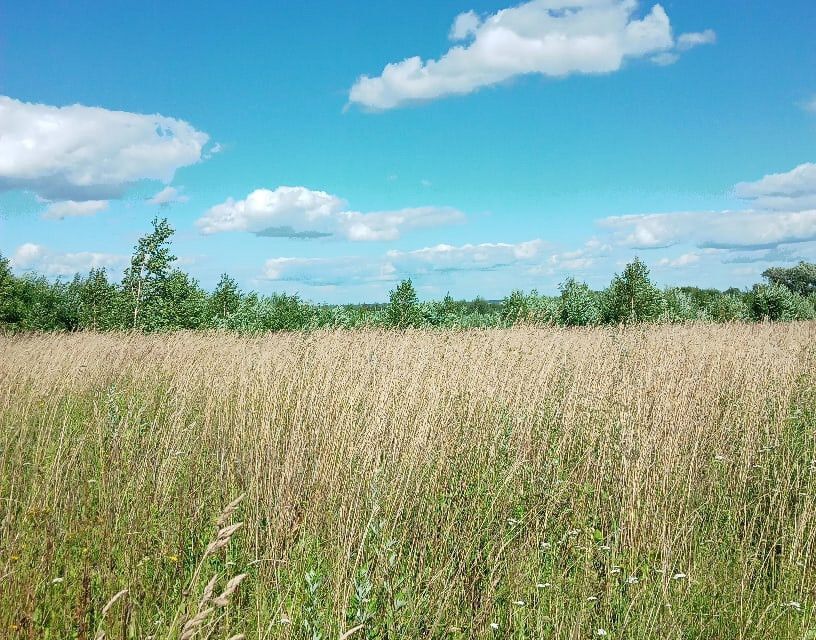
762 261 816 296
69 268 119 330
208 273 242 323
121 217 176 330
387 279 422 328
159 270 209 330
603 258 665 324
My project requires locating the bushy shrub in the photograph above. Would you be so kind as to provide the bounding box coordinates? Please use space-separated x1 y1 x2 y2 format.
747 283 814 321
223 293 314 332
500 290 530 326
558 278 602 326
707 292 749 322
662 288 706 323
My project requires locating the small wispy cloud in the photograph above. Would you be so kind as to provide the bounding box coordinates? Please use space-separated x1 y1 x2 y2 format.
147 185 189 206
799 95 816 113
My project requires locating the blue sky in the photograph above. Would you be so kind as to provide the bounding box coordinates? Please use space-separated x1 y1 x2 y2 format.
1 0 815 302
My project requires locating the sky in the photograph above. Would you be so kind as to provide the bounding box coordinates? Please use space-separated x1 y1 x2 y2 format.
0 0 815 303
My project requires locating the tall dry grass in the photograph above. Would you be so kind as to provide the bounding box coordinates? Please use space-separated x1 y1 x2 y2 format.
0 323 815 638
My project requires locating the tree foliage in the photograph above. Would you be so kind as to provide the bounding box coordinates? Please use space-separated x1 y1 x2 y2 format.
762 261 816 296
2 225 816 333
603 258 665 324
387 279 422 328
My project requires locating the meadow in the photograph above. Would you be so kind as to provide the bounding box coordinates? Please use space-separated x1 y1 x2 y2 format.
1 323 815 639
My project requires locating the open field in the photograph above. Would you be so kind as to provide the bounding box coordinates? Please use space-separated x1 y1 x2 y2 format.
1 324 815 639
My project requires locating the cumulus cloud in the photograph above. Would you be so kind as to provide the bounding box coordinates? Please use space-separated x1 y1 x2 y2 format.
601 209 816 250
387 239 544 272
197 186 465 241
262 238 544 284
349 0 714 110
147 186 190 206
41 199 109 220
601 163 816 251
10 243 125 277
0 95 209 202
543 238 611 272
734 163 816 211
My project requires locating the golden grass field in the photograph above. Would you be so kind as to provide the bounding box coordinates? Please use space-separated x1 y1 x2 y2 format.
1 323 815 639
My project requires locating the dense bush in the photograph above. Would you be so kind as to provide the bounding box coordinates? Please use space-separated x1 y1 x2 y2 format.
747 283 815 322
558 278 602 326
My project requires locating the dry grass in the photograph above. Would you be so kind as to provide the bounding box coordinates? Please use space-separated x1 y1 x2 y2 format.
0 323 815 638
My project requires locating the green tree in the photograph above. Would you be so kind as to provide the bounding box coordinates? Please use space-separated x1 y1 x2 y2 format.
558 278 601 326
158 270 209 330
662 288 705 322
0 253 17 327
69 268 119 330
707 291 749 322
208 273 242 323
121 217 176 330
747 283 814 321
603 258 665 324
6 275 75 331
761 261 816 296
500 290 530 326
387 279 422 328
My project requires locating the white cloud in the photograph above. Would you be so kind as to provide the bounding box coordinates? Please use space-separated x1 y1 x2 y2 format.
801 96 816 113
10 243 124 277
450 10 481 41
734 162 816 211
656 252 700 267
0 95 209 201
197 186 465 241
676 29 716 50
601 209 816 250
349 0 713 110
602 163 816 250
263 256 397 286
540 238 611 272
262 238 544 284
651 52 679 66
388 239 545 272
147 185 189 206
42 199 109 219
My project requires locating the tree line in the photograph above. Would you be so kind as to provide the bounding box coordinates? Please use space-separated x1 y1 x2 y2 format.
1 217 815 332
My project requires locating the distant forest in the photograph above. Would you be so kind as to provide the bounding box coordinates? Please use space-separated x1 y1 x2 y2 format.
1 218 815 332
